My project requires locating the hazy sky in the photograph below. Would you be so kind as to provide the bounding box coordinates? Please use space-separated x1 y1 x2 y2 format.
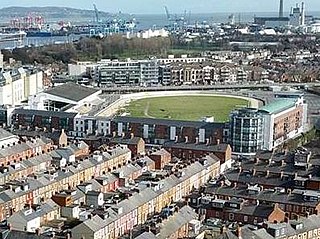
1 0 320 14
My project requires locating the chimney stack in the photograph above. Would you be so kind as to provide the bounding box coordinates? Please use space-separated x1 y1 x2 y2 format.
279 0 284 17
301 2 305 26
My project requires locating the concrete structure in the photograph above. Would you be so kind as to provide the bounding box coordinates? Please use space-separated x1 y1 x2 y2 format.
279 0 284 18
289 2 306 27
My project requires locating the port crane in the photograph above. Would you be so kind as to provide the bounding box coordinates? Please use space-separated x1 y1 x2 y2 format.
164 6 187 23
164 6 188 30
93 4 102 24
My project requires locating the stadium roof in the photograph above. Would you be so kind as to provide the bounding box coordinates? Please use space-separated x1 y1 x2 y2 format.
259 99 297 114
45 82 100 102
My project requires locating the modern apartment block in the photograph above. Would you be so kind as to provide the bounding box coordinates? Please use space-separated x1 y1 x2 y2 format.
98 59 159 86
229 108 264 155
260 97 307 151
229 96 308 154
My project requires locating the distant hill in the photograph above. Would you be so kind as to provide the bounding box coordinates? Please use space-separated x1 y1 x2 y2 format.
0 6 112 23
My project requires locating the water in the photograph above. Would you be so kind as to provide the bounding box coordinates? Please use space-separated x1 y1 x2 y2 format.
0 34 82 49
1 11 320 49
135 11 320 29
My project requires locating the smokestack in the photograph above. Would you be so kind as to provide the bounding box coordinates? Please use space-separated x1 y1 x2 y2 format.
301 2 305 26
279 0 284 18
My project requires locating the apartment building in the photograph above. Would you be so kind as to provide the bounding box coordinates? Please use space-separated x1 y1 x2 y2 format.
229 96 308 154
11 108 77 132
0 67 43 106
260 97 308 151
157 55 206 65
98 59 159 86
111 117 225 145
229 108 264 155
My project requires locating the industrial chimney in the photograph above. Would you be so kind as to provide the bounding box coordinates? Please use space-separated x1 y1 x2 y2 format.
301 2 305 26
279 0 284 18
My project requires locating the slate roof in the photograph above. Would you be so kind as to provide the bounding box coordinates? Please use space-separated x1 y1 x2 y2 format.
12 108 77 118
45 82 100 102
157 206 197 239
113 116 225 130
164 141 230 153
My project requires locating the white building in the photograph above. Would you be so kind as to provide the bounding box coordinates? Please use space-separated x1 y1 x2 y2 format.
73 116 111 138
68 61 96 77
0 67 43 106
28 82 102 112
137 28 169 39
157 55 206 65
260 96 307 151
289 2 306 27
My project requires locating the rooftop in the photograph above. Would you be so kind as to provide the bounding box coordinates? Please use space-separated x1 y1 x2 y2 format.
259 99 297 114
113 116 225 129
44 82 100 102
12 108 77 119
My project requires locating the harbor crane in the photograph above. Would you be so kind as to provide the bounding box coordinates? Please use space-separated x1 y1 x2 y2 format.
93 4 101 24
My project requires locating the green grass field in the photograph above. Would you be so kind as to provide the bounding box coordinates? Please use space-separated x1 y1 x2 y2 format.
124 96 249 122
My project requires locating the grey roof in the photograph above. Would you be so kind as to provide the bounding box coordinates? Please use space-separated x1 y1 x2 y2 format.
0 229 51 239
205 185 320 208
8 199 59 222
45 82 100 102
134 232 157 239
12 108 77 118
164 141 230 153
157 206 197 239
110 137 143 145
0 129 16 141
114 116 225 129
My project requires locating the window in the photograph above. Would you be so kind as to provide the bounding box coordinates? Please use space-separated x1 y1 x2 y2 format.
244 215 248 222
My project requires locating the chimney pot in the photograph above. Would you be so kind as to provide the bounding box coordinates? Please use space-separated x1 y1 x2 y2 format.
185 136 188 144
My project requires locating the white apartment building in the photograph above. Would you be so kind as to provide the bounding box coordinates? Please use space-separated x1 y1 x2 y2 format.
0 67 43 106
157 54 206 65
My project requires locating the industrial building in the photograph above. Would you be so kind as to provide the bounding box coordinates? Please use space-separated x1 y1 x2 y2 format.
254 0 307 28
289 2 306 26
254 0 289 27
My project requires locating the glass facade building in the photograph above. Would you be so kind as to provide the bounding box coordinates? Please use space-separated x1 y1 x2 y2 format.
229 108 264 155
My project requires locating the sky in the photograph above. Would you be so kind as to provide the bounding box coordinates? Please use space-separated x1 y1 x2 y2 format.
1 0 320 14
